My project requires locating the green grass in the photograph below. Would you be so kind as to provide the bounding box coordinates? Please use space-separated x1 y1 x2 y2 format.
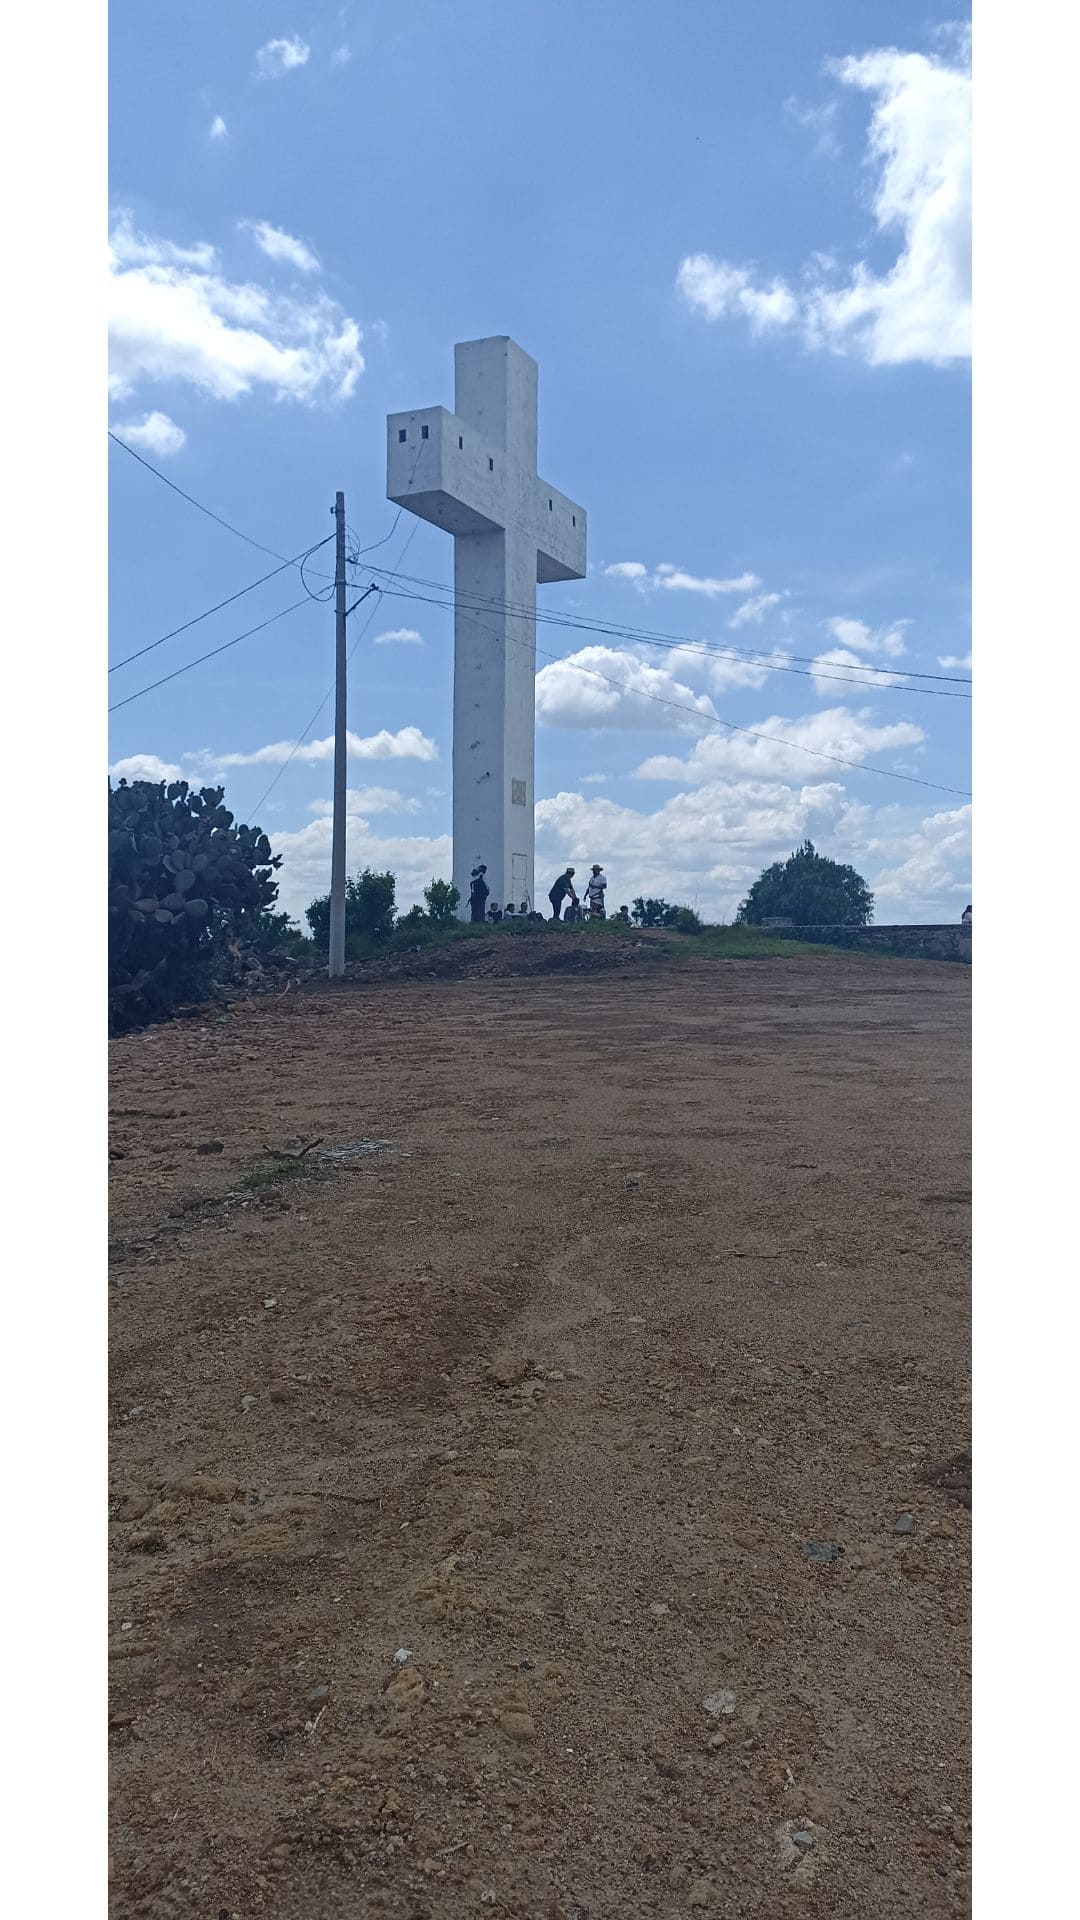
655 925 847 960
238 1157 319 1194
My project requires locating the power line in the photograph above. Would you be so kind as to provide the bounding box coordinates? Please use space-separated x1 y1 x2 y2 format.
371 578 970 702
414 590 972 798
108 431 297 562
108 534 335 674
357 561 972 693
108 598 312 713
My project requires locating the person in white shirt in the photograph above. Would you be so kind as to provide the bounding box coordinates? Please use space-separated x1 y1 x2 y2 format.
585 864 608 919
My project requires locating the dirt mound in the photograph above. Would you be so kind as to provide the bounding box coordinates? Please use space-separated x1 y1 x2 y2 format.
337 927 663 985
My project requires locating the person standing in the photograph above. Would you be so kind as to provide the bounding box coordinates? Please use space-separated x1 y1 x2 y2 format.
468 865 489 924
548 867 578 920
585 864 608 919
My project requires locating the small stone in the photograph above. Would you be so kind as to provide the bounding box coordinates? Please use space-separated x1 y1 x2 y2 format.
688 1880 715 1909
196 1140 224 1154
489 1351 529 1388
649 1602 670 1617
393 1648 412 1664
894 1512 916 1535
263 1298 277 1310
801 1539 844 1564
307 1684 331 1706
791 1830 815 1851
702 1689 736 1717
240 1394 257 1411
120 1621 133 1632
499 1709 536 1742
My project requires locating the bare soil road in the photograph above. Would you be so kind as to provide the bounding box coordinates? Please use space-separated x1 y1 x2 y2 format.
109 946 971 1919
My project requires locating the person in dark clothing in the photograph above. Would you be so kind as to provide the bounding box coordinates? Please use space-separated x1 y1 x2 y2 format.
468 865 489 923
548 867 577 920
486 901 503 924
616 904 631 924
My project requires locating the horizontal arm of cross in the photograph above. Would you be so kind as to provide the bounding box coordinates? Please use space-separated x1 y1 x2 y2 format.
387 407 586 581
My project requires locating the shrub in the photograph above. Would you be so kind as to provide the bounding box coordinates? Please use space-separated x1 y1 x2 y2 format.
108 777 281 1028
423 878 460 925
305 868 397 948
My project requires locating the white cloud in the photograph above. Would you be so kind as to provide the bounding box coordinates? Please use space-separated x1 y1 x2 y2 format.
110 410 187 457
305 786 421 818
271 819 452 924
209 116 228 141
255 37 310 79
676 258 799 332
109 754 183 783
536 646 718 732
678 40 970 367
827 616 907 657
784 96 840 158
810 647 906 697
200 726 438 770
331 46 353 68
603 560 761 597
536 779 869 921
109 211 364 405
728 590 785 628
635 707 925 785
655 566 762 597
242 221 320 274
866 803 971 915
373 627 423 646
938 652 972 670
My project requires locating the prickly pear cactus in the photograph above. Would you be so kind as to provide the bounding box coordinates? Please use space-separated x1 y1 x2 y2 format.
108 777 282 1029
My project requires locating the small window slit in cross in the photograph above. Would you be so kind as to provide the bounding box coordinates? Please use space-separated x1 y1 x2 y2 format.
398 428 406 443
421 424 429 440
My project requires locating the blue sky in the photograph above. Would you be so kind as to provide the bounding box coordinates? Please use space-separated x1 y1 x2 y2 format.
108 0 971 923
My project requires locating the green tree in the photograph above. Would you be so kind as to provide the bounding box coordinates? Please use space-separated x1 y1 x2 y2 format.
737 840 873 927
423 878 460 924
305 868 397 947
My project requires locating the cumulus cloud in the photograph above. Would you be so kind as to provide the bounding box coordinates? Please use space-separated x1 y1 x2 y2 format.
536 647 717 732
536 639 792 732
827 616 907 657
809 646 906 697
305 786 421 818
373 627 423 646
536 779 870 922
209 116 228 141
331 46 353 68
110 410 187 457
635 706 925 785
109 754 183 783
108 211 364 405
678 40 970 366
255 37 310 79
728 590 785 628
938 651 972 669
271 819 452 923
866 803 971 914
200 726 438 770
242 221 320 273
602 560 761 597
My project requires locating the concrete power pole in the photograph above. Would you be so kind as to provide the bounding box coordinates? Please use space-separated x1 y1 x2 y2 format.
328 492 348 979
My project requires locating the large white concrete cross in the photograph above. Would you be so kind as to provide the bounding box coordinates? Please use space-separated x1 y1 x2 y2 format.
386 336 587 915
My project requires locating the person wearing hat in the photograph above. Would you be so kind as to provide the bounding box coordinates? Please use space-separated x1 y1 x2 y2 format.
468 864 489 924
548 867 578 920
585 863 608 919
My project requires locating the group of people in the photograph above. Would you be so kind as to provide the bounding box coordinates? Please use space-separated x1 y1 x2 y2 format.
468 861 630 926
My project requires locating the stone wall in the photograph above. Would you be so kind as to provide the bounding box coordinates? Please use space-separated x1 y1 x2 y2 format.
769 923 972 963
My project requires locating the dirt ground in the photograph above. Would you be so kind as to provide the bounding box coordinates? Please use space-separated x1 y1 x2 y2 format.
109 943 971 1919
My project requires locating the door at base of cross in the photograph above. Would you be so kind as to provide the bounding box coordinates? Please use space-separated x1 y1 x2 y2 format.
512 853 529 911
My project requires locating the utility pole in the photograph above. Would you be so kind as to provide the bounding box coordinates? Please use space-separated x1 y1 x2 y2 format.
328 491 347 979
